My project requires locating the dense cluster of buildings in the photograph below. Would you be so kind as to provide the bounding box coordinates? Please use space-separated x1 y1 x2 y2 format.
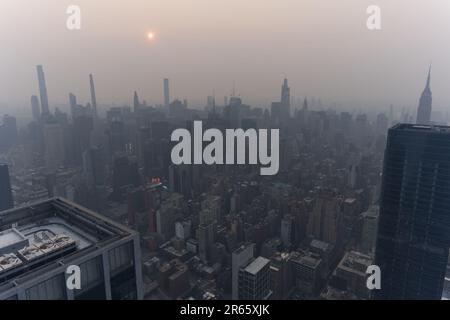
0 65 450 300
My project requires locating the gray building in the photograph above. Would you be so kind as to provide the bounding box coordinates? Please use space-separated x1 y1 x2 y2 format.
290 250 323 295
0 198 143 300
360 206 379 255
333 250 372 299
231 242 254 299
238 256 272 300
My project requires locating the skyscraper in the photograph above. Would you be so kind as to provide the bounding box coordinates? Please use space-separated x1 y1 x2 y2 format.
36 65 50 116
30 95 40 122
416 66 432 125
164 78 170 107
133 91 140 112
0 164 14 212
281 78 290 110
271 78 291 125
69 93 77 119
238 257 272 300
89 74 98 118
375 123 450 299
232 242 254 300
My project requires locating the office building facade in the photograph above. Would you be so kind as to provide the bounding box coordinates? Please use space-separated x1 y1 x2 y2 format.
375 124 450 299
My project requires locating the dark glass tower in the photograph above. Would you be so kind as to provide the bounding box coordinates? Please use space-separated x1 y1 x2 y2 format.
0 164 14 212
375 123 450 299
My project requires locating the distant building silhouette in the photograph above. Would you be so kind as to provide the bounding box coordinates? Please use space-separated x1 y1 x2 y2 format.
36 65 50 116
164 78 170 107
30 95 40 122
133 91 140 112
271 78 291 125
89 74 98 118
416 66 432 124
69 93 77 119
281 78 290 111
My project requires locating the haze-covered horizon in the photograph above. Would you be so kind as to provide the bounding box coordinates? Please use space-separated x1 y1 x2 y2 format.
1 0 450 113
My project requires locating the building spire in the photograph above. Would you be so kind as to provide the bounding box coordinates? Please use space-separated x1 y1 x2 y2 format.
416 65 433 125
426 64 431 90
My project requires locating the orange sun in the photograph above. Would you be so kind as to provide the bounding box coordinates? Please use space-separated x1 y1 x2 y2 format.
147 32 155 40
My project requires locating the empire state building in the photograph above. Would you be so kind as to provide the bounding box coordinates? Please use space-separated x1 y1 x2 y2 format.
416 67 432 125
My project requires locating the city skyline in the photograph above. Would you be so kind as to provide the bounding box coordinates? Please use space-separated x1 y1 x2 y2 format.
2 63 447 128
2 0 450 303
1 0 450 110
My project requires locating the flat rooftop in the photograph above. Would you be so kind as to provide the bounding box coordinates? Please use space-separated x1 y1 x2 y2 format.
310 239 331 252
392 123 450 134
19 216 95 249
0 197 136 286
244 257 270 275
338 251 372 276
0 229 27 251
233 243 254 255
290 250 322 269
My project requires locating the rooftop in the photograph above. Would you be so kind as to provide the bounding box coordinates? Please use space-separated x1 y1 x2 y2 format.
290 250 322 269
337 251 372 276
233 242 254 255
310 239 331 253
0 197 136 287
0 229 27 254
244 256 270 275
392 123 450 134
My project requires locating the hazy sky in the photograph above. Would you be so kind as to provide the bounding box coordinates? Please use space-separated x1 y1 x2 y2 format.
1 0 450 113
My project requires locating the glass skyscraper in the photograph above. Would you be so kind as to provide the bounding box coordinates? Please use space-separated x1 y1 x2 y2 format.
375 124 450 299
